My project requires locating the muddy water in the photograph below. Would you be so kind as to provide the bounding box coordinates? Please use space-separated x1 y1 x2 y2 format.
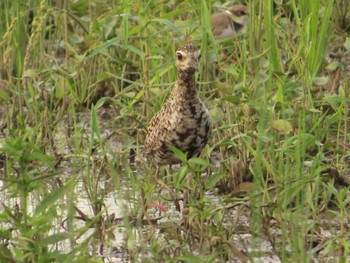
1 107 349 262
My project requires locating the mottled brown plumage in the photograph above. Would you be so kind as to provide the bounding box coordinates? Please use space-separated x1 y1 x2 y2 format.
211 5 249 40
144 44 212 165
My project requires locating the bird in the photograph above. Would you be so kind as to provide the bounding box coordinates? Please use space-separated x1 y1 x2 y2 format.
144 44 212 166
211 5 249 40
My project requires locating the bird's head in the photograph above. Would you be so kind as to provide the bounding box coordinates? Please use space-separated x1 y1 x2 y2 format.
175 44 201 73
227 5 249 26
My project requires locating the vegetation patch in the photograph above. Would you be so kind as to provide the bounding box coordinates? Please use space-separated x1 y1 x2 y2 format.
0 0 349 262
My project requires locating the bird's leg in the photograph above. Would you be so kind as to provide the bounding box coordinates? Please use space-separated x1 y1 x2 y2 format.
156 178 181 212
154 165 181 212
180 172 192 229
169 165 181 212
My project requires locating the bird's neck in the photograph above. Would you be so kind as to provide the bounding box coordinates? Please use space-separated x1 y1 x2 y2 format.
174 71 197 97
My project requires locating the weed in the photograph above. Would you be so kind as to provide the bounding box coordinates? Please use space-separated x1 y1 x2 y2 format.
0 0 349 262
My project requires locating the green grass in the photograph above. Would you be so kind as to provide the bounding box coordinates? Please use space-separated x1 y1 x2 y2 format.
1 0 350 262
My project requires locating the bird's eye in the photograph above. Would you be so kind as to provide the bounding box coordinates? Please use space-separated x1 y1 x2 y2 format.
177 52 183 60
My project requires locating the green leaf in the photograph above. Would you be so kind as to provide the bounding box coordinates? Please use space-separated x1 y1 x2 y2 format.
22 69 38 78
0 212 10 222
41 233 71 246
205 171 225 189
121 44 145 58
69 34 84 45
86 37 121 57
175 166 188 188
0 228 11 239
169 146 187 163
0 244 12 260
34 179 74 216
91 104 102 145
151 18 181 34
312 76 329 86
188 157 210 168
309 108 322 113
253 72 270 85
0 87 11 101
28 150 55 164
94 97 112 108
344 37 350 52
272 119 293 134
221 95 240 104
326 61 344 71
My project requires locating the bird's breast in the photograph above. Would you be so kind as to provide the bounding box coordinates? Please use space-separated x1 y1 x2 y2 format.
165 98 211 154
